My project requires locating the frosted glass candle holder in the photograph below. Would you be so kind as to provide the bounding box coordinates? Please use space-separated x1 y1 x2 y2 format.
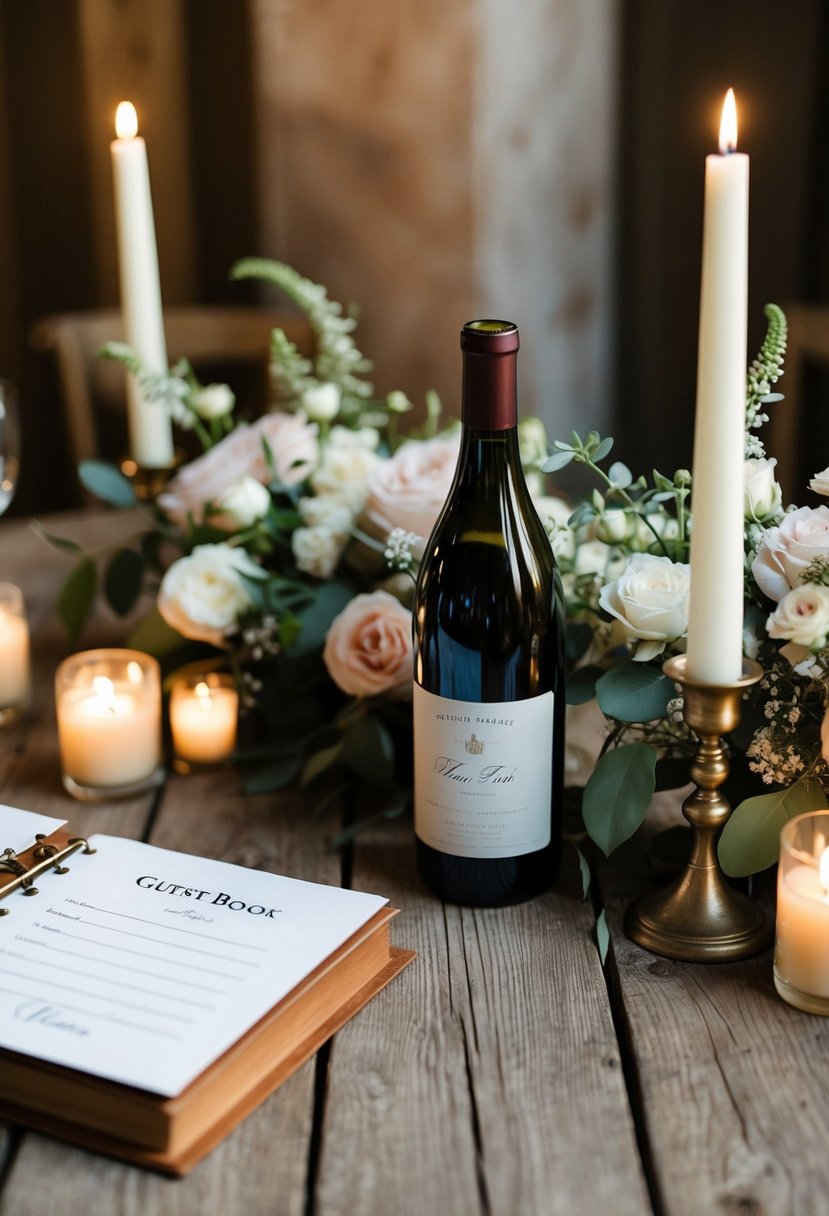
170 671 239 771
774 810 829 1016
56 649 164 800
0 583 31 725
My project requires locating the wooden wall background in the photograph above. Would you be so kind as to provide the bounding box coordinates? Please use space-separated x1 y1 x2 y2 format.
0 0 826 515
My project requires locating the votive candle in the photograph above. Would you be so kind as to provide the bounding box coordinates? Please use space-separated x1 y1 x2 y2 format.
0 583 30 724
170 672 238 768
56 649 164 800
774 810 829 1016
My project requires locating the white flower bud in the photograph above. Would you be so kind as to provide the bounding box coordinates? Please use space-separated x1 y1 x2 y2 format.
301 382 342 422
188 382 236 420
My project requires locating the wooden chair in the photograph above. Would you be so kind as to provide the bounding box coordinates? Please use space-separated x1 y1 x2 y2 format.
31 305 313 468
765 302 829 500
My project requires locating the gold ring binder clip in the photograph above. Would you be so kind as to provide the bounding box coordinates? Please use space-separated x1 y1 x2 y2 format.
0 834 96 914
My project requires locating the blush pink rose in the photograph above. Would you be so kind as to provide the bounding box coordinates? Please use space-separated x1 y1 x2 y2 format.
158 412 319 527
361 435 459 546
323 591 413 699
751 506 829 602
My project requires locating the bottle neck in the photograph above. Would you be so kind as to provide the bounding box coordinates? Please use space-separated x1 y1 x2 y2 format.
461 348 518 431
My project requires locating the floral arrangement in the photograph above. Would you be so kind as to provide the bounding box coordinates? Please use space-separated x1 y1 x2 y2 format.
47 259 549 843
547 303 829 878
47 270 827 877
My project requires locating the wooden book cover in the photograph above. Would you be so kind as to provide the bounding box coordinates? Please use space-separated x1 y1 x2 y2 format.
0 810 414 1175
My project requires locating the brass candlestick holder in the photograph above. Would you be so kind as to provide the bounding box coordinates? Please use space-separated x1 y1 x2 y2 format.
119 452 183 502
624 654 772 962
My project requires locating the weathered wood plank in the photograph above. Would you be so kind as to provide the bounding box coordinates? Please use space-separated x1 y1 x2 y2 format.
607 899 829 1216
316 821 652 1216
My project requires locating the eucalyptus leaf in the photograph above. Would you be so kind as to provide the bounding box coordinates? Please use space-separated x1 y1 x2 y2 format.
78 460 137 507
30 519 82 556
592 436 613 462
300 740 345 788
596 909 610 965
596 662 674 724
583 743 657 856
608 461 632 488
57 559 97 644
243 754 303 794
572 841 591 900
291 580 359 657
104 548 145 616
127 607 187 658
541 450 575 473
566 621 594 664
343 715 395 785
718 778 826 877
566 665 603 705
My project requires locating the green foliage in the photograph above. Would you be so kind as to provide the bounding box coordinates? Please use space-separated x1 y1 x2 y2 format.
104 548 145 617
57 559 97 644
582 743 657 856
718 778 826 877
745 303 787 457
595 909 610 965
30 520 82 556
595 662 674 724
127 607 186 658
78 460 137 508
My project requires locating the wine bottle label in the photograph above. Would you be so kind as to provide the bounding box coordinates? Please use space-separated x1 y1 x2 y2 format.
413 685 554 858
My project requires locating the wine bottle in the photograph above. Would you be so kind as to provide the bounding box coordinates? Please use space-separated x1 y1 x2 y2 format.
413 319 564 906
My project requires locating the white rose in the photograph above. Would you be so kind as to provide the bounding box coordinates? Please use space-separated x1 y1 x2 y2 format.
599 553 691 662
328 425 381 451
216 475 271 528
323 591 413 699
299 496 354 531
158 544 261 646
311 432 383 513
744 457 782 522
631 513 680 551
575 539 627 581
766 584 829 650
751 505 829 602
292 526 348 579
809 466 829 497
590 509 637 545
188 382 235 420
301 382 342 422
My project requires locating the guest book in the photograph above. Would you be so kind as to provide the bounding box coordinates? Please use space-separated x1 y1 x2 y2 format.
0 805 414 1175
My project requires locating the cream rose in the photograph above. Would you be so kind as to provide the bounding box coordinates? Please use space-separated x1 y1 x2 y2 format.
215 475 272 529
810 466 829 497
189 382 235 420
158 544 261 646
301 382 341 423
599 553 691 661
310 427 383 513
292 525 349 580
158 412 318 528
766 584 829 650
362 434 459 545
323 591 413 699
744 457 782 522
751 506 829 602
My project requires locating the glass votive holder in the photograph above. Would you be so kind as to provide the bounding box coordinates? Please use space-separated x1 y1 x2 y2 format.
774 810 829 1016
55 649 164 801
169 671 239 773
0 583 31 725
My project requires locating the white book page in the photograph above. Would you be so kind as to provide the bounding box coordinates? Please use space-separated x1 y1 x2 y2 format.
0 834 387 1096
0 805 66 854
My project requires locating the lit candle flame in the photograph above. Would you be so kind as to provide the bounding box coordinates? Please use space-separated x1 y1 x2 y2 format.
115 100 138 141
92 675 117 712
195 681 212 709
127 660 143 684
819 846 829 892
719 88 738 155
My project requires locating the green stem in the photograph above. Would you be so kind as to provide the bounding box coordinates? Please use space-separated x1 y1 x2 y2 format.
588 461 672 558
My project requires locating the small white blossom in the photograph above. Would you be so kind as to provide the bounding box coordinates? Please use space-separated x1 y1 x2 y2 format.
292 525 347 579
188 382 235 419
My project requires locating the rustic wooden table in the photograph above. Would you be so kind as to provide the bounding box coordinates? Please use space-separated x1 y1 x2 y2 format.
1 510 827 1216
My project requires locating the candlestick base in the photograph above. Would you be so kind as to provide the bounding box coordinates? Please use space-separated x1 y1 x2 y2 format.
624 654 772 963
120 451 184 502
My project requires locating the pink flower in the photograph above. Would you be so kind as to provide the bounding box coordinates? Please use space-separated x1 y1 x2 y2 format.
323 591 413 699
361 435 459 547
158 412 319 527
751 506 829 602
